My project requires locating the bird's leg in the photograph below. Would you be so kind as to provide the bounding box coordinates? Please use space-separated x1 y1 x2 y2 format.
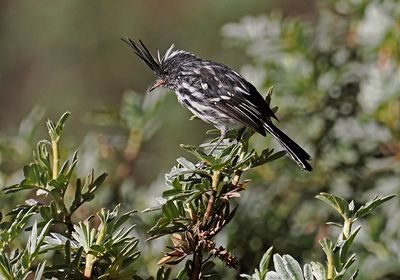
195 128 226 169
207 128 227 156
236 127 246 142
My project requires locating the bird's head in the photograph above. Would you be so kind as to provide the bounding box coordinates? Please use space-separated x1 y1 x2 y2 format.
122 38 194 92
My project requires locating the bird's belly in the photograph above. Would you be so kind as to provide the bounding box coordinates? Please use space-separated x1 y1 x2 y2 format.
175 92 237 128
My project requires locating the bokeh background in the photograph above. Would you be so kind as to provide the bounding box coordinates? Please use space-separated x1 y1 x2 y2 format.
0 0 399 279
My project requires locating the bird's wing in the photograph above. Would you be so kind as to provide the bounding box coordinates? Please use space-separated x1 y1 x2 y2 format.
242 80 278 121
212 90 267 136
187 61 278 135
211 71 278 136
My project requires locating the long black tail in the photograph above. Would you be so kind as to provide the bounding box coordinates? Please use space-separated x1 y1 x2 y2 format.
263 122 312 171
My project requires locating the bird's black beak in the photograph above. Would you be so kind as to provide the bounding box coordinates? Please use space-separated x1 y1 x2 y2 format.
148 79 165 92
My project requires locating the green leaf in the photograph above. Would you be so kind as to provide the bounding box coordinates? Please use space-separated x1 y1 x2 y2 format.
59 151 78 181
50 112 70 140
231 149 256 170
38 206 52 221
272 254 291 279
339 226 360 265
310 261 326 280
33 261 46 280
202 261 216 273
266 271 283 280
240 274 257 280
0 208 36 252
341 253 356 272
180 144 217 166
23 163 48 187
46 112 70 141
250 149 286 168
48 174 68 190
320 238 334 259
255 246 273 279
316 193 349 219
282 254 304 280
176 262 190 280
90 244 106 256
326 222 342 228
348 269 358 280
303 264 313 280
27 219 52 257
89 172 108 192
163 188 182 197
33 141 52 173
112 209 137 231
70 178 83 213
176 157 196 170
354 195 395 220
0 253 16 279
162 201 178 218
46 119 56 140
72 247 84 268
65 240 71 265
172 178 183 190
266 150 287 162
56 111 71 132
265 86 274 104
71 222 96 253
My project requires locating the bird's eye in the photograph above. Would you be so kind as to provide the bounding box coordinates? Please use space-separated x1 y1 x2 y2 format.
163 70 169 75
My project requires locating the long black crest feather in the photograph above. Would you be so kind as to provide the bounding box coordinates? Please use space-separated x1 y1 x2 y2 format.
121 38 160 74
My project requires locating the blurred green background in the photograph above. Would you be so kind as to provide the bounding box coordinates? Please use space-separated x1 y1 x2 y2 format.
0 0 399 279
0 0 319 186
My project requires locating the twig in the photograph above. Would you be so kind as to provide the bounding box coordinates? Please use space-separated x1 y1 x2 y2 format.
51 136 71 233
327 249 334 280
190 246 203 280
84 222 107 279
203 170 221 227
51 138 59 180
190 170 221 280
231 170 242 187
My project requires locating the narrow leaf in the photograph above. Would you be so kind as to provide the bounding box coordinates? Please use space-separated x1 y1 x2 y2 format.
354 195 395 220
283 254 304 280
316 193 349 219
273 254 291 279
259 247 273 277
266 271 283 280
303 264 313 280
310 261 326 280
339 226 361 265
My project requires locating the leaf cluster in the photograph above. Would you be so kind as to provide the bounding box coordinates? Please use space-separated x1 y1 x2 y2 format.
0 113 141 280
241 193 395 280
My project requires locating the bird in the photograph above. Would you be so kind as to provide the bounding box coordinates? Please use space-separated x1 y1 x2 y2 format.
121 38 312 171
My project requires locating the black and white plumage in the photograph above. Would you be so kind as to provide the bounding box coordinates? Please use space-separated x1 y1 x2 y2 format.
122 38 312 171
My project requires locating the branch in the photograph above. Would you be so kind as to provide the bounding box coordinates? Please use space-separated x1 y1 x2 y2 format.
84 222 107 279
203 170 221 227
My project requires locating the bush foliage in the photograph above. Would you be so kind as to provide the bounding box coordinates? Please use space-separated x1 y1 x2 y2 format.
0 0 399 279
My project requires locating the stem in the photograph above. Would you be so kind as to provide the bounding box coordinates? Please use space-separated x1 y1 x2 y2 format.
84 254 96 279
232 170 242 187
190 248 203 280
64 215 74 237
203 170 221 226
84 223 107 279
191 170 221 279
327 250 334 280
51 137 70 230
343 218 352 240
231 139 245 188
51 139 59 179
